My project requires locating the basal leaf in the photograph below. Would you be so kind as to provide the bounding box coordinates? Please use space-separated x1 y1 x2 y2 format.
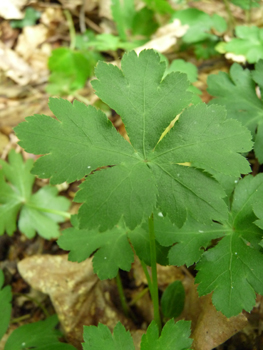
15 50 252 231
58 219 134 279
82 322 135 350
141 319 192 350
196 174 263 317
0 150 70 238
10 7 41 28
0 270 12 341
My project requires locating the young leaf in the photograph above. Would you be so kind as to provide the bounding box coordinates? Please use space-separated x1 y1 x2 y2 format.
58 219 134 279
216 26 263 63
208 62 263 162
82 322 135 350
141 319 192 350
172 9 226 44
4 315 76 350
141 0 173 14
161 281 185 318
15 50 252 231
10 7 41 28
111 0 136 41
0 270 12 341
47 48 98 95
0 150 70 238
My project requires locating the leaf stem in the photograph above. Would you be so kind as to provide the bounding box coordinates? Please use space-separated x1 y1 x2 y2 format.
148 214 162 333
25 203 71 219
223 0 235 33
116 270 130 318
64 10 76 50
13 292 50 317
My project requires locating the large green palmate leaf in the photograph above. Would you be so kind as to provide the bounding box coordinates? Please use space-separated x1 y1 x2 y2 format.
208 61 263 162
0 150 70 238
156 174 263 317
15 50 252 231
0 270 12 341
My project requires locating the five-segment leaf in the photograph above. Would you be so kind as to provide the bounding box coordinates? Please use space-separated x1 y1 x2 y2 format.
15 50 252 231
208 62 263 162
0 270 12 341
155 174 263 317
0 150 70 238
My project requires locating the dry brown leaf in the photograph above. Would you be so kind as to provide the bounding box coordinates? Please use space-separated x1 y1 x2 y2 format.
18 255 136 349
135 19 188 54
15 24 49 60
0 42 36 85
191 294 247 350
57 0 82 11
0 0 28 20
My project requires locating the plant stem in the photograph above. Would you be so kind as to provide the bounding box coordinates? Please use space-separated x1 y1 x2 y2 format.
64 10 76 50
140 260 153 294
223 0 235 33
25 203 71 219
129 287 149 306
73 92 90 105
148 214 162 333
116 271 130 318
13 292 50 317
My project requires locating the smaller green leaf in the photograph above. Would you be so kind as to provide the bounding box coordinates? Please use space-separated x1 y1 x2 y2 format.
47 48 96 95
10 7 41 28
4 315 76 350
82 322 135 350
111 0 136 41
0 150 70 238
161 281 185 318
0 270 12 341
142 0 174 14
58 219 134 280
141 319 192 350
131 7 158 36
172 9 225 44
216 26 263 63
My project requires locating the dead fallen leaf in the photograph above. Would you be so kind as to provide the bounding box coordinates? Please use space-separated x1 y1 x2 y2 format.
15 24 49 60
18 255 136 349
135 19 188 54
0 0 28 20
191 294 247 350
